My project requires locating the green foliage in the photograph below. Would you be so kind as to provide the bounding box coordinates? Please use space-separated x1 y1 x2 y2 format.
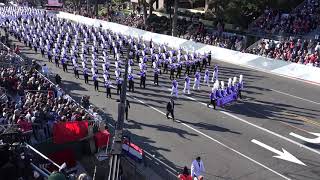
223 0 266 28
112 0 128 4
208 0 305 28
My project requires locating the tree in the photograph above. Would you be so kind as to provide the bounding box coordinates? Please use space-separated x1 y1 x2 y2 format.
224 0 267 28
66 0 82 11
172 0 179 36
148 0 157 17
94 0 98 17
142 0 148 25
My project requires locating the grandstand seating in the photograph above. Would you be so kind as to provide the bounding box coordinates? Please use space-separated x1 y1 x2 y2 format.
246 38 320 67
250 0 320 36
0 42 94 144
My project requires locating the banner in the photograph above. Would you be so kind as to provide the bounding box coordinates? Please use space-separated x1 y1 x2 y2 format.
47 0 63 7
53 121 88 144
94 130 110 148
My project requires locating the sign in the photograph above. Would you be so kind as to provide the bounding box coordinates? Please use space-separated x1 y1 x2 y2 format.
251 139 306 166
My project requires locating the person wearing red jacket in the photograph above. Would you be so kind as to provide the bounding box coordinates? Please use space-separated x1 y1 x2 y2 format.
178 166 192 180
14 45 20 54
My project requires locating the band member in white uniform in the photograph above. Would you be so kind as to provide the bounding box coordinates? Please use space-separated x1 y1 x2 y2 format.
203 69 210 86
183 75 191 94
171 80 178 97
193 71 201 90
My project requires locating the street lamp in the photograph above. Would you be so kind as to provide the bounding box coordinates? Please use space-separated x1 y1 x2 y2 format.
107 45 130 180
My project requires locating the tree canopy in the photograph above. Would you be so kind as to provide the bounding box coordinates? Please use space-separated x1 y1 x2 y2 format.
205 0 305 28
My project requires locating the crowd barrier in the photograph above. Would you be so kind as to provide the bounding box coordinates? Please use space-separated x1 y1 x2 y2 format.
56 11 320 84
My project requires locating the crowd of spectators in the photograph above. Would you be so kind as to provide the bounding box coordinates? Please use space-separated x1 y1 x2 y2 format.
110 12 246 51
246 38 320 67
110 12 145 29
0 48 93 143
251 0 320 35
182 31 245 51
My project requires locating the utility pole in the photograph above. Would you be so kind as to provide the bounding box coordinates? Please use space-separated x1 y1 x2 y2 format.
107 45 130 180
169 0 172 35
87 0 90 16
172 0 179 37
94 0 99 17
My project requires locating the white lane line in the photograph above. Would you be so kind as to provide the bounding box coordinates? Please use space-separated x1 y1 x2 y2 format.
270 88 320 105
131 96 291 180
184 94 320 156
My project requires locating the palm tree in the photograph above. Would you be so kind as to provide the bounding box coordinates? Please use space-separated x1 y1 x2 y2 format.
148 0 157 17
172 0 179 36
142 0 148 25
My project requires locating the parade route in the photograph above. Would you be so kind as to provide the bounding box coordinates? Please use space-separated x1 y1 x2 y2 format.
10 32 320 180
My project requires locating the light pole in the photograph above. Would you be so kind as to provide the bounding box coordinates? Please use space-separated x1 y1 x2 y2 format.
169 0 172 35
107 45 130 180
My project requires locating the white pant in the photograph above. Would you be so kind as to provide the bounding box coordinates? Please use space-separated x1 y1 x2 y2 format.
171 86 178 97
193 79 200 90
204 75 209 86
183 82 190 94
211 73 217 82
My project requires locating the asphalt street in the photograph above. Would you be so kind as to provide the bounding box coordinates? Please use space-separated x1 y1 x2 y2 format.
9 34 320 180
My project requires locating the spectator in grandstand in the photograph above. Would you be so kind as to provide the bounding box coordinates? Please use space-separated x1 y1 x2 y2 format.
77 173 90 180
55 74 62 85
0 66 91 143
81 95 90 109
178 166 193 180
42 64 49 77
247 38 320 67
48 171 67 180
251 1 320 35
14 44 20 54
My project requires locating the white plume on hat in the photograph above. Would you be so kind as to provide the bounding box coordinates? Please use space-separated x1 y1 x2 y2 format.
232 77 237 86
212 81 219 92
228 78 232 87
221 81 225 89
239 74 243 83
214 80 220 89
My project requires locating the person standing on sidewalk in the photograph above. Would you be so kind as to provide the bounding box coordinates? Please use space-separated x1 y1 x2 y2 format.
125 99 130 120
166 98 175 121
191 157 205 180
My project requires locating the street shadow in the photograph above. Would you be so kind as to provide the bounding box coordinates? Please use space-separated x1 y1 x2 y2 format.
128 120 198 140
177 119 241 135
